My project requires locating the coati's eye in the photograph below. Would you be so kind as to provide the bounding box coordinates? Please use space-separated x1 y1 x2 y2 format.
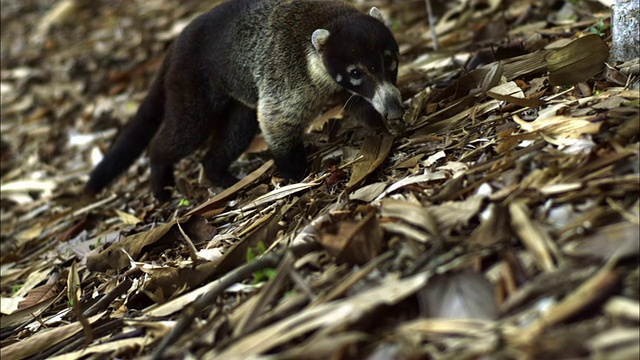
346 65 363 86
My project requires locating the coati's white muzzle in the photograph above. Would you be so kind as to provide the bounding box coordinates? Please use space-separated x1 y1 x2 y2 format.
372 82 404 134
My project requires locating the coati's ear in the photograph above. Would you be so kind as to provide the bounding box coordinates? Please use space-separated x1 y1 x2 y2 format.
369 7 385 22
312 29 330 52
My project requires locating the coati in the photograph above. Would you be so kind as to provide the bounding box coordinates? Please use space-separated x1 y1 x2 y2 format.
86 0 404 201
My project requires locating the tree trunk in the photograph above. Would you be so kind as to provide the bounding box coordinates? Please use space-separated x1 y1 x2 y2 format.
610 0 640 62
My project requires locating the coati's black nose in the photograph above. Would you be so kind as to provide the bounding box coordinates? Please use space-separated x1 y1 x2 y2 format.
385 97 404 121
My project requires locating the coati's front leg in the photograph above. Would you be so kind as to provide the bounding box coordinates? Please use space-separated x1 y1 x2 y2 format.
257 99 308 182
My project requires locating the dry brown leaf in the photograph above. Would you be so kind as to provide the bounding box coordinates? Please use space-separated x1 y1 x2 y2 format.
478 61 504 95
275 332 369 360
513 114 601 147
592 95 628 110
319 211 384 265
140 261 220 303
348 182 387 202
13 267 53 301
86 215 212 272
418 269 498 320
0 262 47 284
32 0 81 41
428 196 484 233
0 313 104 360
603 296 640 323
380 222 431 242
1 291 64 329
487 81 546 108
398 317 507 352
188 159 274 217
115 209 142 225
588 327 640 360
546 34 609 86
380 198 439 236
310 251 394 307
68 261 93 343
514 267 621 345
347 134 394 189
239 181 320 212
469 204 511 246
212 272 430 358
15 283 58 312
375 171 447 201
206 202 287 280
1 179 56 203
48 337 154 360
394 153 424 169
563 222 640 260
86 222 175 272
509 201 560 271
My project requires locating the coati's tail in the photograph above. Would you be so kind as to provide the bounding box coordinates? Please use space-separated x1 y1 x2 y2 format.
85 70 166 195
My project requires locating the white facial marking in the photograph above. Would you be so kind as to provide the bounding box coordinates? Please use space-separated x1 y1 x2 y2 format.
306 46 341 92
347 65 363 86
336 74 342 83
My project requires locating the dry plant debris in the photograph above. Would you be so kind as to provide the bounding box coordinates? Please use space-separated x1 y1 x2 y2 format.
1 0 639 359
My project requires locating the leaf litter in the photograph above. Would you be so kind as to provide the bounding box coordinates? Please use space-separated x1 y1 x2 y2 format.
1 0 639 359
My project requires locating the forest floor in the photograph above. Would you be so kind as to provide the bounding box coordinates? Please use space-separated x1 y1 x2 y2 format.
1 0 639 359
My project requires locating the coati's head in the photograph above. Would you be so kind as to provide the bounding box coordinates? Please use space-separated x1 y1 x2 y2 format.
312 7 404 133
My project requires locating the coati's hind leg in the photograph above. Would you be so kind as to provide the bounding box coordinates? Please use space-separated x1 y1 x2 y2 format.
202 102 259 187
148 86 230 201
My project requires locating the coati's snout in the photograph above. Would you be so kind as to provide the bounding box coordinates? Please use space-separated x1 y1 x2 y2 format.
371 81 404 132
312 7 404 133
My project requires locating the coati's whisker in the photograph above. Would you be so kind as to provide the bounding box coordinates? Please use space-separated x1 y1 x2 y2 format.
342 94 359 113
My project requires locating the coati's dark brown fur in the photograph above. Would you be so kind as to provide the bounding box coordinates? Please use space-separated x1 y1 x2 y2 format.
86 0 403 201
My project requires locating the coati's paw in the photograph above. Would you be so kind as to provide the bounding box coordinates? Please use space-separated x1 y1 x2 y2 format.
153 188 173 203
273 150 308 183
277 161 307 183
150 163 176 202
281 169 307 183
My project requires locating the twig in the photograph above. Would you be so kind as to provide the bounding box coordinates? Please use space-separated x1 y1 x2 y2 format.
425 0 439 50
